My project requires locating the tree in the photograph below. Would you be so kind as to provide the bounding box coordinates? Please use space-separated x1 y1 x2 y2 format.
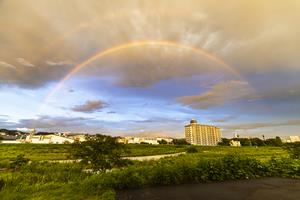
172 138 189 145
71 134 125 172
218 138 230 146
265 136 283 147
251 138 265 146
158 139 168 145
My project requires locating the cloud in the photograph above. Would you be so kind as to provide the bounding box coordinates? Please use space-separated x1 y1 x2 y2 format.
210 115 237 123
223 119 300 131
71 100 108 113
0 1 299 88
17 115 91 129
16 58 35 67
46 60 73 66
0 61 16 70
177 80 258 109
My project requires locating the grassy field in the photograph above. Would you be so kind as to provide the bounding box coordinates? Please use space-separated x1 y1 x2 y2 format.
0 144 288 163
0 150 298 200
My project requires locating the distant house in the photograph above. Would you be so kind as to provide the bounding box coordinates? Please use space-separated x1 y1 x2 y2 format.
117 136 173 145
69 134 86 142
0 135 21 144
143 138 159 145
230 140 241 147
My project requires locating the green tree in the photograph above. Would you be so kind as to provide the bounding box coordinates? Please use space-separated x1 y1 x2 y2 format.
218 138 230 146
172 138 189 145
158 139 168 144
265 136 283 146
71 134 126 172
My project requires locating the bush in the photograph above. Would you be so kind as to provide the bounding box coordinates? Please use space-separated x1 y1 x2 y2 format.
186 146 198 153
10 154 30 170
94 154 300 189
286 142 300 159
0 178 5 191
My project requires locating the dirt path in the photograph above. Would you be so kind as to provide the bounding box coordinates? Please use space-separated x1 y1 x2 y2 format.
41 152 186 163
117 178 300 200
124 152 186 161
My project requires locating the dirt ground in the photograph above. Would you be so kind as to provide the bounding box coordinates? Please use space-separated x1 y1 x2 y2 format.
117 178 300 200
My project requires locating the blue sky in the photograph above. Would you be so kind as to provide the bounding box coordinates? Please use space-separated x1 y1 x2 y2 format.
0 0 300 138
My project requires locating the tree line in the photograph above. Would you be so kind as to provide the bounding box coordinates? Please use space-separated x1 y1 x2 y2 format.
218 136 284 147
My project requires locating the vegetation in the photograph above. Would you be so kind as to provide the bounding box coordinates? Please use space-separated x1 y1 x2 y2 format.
285 142 300 159
10 154 30 170
1 135 299 199
71 134 126 171
171 138 190 145
186 146 198 153
0 143 289 163
0 152 299 199
218 136 284 147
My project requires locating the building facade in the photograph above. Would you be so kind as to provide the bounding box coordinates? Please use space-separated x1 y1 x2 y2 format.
185 119 221 146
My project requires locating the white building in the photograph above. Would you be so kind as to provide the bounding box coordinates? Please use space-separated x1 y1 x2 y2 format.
118 136 173 145
230 140 241 147
25 134 74 144
282 136 300 143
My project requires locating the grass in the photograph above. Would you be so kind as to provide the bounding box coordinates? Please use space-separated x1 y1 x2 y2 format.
0 143 292 199
0 144 288 163
0 152 299 200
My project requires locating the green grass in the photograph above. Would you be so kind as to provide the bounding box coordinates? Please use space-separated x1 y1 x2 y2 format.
0 153 299 200
0 144 71 162
0 144 288 163
0 144 187 162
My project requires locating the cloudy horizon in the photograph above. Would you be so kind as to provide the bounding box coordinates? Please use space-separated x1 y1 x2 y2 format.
1 0 300 138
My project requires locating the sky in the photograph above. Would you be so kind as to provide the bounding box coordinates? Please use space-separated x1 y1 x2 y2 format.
0 0 300 138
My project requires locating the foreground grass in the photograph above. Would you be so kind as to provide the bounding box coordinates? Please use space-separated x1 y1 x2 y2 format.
0 152 299 200
0 144 288 163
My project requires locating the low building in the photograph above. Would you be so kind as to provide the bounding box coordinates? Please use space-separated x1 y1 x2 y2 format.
282 136 300 143
230 140 241 147
117 136 173 145
68 134 86 142
25 134 74 144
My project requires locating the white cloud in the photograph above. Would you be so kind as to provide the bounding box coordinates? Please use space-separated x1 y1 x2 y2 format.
16 58 35 67
46 60 73 66
0 61 16 70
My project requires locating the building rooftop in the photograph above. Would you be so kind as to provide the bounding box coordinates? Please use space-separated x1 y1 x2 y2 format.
190 119 198 124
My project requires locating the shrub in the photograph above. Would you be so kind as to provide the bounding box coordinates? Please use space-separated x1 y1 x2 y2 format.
0 178 5 191
286 142 300 159
10 154 30 170
186 146 198 153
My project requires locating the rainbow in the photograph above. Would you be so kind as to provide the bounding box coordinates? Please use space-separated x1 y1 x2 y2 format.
41 40 244 110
